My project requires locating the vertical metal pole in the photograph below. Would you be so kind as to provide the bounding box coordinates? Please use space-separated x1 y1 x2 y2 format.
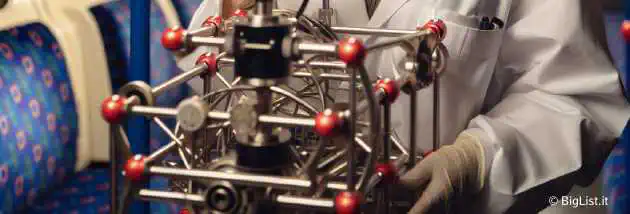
408 90 417 168
347 68 357 191
129 0 150 213
383 102 391 214
432 77 440 151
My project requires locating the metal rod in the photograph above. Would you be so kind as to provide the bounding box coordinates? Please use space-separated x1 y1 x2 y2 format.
130 106 177 117
317 149 347 169
298 42 337 55
408 90 417 168
218 57 347 70
145 141 177 163
355 137 372 153
433 74 440 151
137 189 206 205
383 103 391 214
152 65 207 96
292 72 354 81
153 117 192 169
258 115 316 127
383 103 391 161
275 195 335 210
331 27 416 36
148 166 347 191
390 134 409 155
347 67 357 190
189 36 226 47
366 30 431 51
187 26 215 36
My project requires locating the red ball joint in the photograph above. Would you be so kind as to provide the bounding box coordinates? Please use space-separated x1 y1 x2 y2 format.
375 162 399 184
202 15 223 28
101 95 128 124
232 9 249 18
335 191 363 214
314 109 345 137
374 78 400 104
124 155 147 182
161 26 187 51
622 20 630 42
420 19 447 41
196 53 218 76
337 37 367 66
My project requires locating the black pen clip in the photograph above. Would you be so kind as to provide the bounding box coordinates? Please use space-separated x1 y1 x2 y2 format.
491 17 505 29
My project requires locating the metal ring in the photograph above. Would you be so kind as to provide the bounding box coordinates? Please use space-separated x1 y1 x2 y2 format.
118 81 156 106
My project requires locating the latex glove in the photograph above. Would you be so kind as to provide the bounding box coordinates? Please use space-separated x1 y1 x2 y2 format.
399 132 487 213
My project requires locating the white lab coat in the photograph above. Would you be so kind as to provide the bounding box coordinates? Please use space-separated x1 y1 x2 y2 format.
179 0 630 213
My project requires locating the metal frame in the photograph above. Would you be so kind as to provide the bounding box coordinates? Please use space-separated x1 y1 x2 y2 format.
108 0 449 213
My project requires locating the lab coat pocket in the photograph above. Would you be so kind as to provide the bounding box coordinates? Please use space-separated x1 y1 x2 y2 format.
438 14 504 90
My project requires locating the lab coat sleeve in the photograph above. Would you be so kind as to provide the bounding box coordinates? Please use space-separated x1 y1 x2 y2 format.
464 1 630 213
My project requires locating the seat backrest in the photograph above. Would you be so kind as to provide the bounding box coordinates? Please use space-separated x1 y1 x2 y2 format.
0 0 111 212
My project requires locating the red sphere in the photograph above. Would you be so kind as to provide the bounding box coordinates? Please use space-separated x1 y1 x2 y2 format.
337 37 366 65
375 79 400 104
124 155 147 182
202 15 223 28
179 208 191 214
335 191 363 214
196 53 218 76
101 95 128 124
622 20 630 42
314 109 344 137
161 27 186 51
232 9 248 18
420 19 447 41
375 162 399 184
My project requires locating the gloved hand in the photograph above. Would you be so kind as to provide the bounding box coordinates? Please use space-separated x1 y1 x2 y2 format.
399 131 488 213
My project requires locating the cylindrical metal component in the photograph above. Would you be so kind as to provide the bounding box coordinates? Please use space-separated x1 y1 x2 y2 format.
275 195 335 210
433 75 440 151
130 106 177 118
297 42 337 54
176 97 210 132
149 166 348 191
347 68 357 191
331 27 416 36
258 115 316 127
292 72 353 81
384 103 391 161
137 189 206 205
408 90 417 168
190 36 226 47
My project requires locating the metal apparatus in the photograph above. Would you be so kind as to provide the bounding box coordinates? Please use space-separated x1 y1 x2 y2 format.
101 0 449 213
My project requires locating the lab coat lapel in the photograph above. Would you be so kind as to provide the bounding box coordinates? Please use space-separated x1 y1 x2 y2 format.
366 0 410 28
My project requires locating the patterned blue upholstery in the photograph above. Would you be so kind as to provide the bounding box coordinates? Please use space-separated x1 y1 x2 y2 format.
23 1 201 213
29 168 111 214
0 23 79 213
604 130 628 214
